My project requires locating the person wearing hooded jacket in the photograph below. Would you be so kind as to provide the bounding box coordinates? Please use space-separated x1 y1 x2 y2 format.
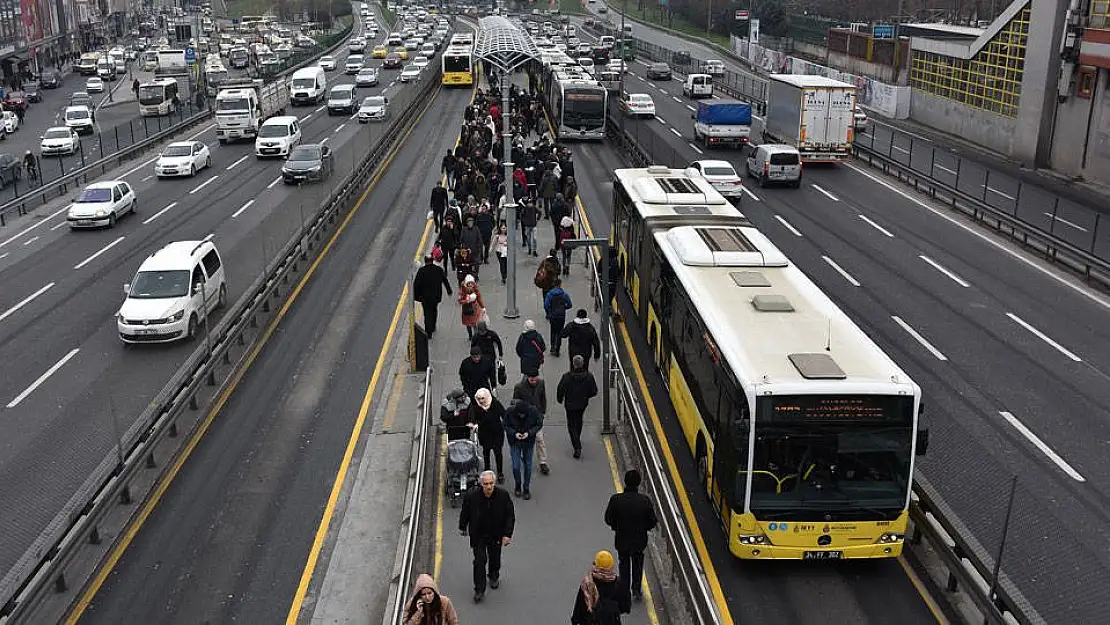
470 388 506 482
515 320 546 375
471 320 504 363
502 398 543 499
561 309 602 368
544 279 572 358
570 550 630 625
555 215 575 272
557 355 599 458
403 573 459 625
440 389 472 441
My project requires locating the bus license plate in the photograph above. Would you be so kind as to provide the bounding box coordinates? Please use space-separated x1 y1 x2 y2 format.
803 551 842 560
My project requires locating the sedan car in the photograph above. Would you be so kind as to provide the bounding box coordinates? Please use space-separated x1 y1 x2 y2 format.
400 64 422 82
404 39 420 51
86 76 105 93
620 93 656 118
70 91 93 108
1 91 28 113
155 140 211 177
383 52 403 69
854 107 870 133
1 110 18 134
40 126 81 156
646 62 672 80
685 160 744 199
607 59 627 74
282 144 333 184
355 67 379 87
371 44 389 58
318 55 337 70
393 46 409 60
348 38 366 52
40 68 63 88
67 180 136 228
412 55 430 70
345 54 365 74
357 95 389 122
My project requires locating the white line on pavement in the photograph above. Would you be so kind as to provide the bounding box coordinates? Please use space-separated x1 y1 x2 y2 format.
1043 212 1088 232
655 116 667 125
822 256 860 287
316 105 326 112
858 214 894 237
688 143 703 154
7 348 80 408
891 316 947 361
267 176 282 189
0 282 55 325
740 186 760 202
232 199 255 218
984 185 1016 201
74 236 125 270
811 184 839 201
672 96 682 103
143 201 179 225
934 163 957 176
140 175 153 182
203 233 215 242
50 220 68 231
659 88 668 95
774 215 802 236
1006 313 1082 362
226 155 249 170
23 236 39 246
893 145 910 154
998 411 1085 482
685 104 695 111
189 175 220 195
668 127 682 137
919 255 971 288
0 252 7 260
335 123 347 133
0 206 70 249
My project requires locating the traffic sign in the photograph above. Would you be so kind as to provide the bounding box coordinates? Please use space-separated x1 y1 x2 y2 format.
873 24 895 38
185 47 197 64
734 9 749 20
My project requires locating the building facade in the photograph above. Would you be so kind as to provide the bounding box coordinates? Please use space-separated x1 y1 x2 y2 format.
1048 1 1110 183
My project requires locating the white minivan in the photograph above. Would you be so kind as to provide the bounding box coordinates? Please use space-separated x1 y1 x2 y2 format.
290 66 327 105
117 240 227 343
682 74 714 98
255 116 302 158
745 144 802 188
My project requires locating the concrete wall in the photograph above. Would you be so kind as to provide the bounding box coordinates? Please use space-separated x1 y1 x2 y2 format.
1013 0 1069 166
792 40 908 85
1050 68 1110 182
910 90 1017 155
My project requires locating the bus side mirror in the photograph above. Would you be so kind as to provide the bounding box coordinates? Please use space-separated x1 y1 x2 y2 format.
916 428 930 456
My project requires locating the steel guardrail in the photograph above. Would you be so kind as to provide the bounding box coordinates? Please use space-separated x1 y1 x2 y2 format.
602 96 1048 625
0 60 439 625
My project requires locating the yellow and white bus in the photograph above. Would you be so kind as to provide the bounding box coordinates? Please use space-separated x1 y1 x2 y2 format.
441 43 474 86
612 166 929 560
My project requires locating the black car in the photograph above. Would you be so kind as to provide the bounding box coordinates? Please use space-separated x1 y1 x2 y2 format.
40 69 62 88
647 62 672 80
282 144 333 184
0 153 22 189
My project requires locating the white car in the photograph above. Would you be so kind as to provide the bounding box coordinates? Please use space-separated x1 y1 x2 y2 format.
1 110 18 134
608 59 627 74
412 55 430 69
67 180 137 228
854 107 870 133
355 67 379 87
155 140 211 178
620 93 655 118
64 105 95 134
685 160 744 199
349 38 366 52
400 64 422 82
318 55 337 71
704 59 726 76
85 76 105 93
357 95 388 122
40 126 81 156
576 57 594 72
345 54 365 74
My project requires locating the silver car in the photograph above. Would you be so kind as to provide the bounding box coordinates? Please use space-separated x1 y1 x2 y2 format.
355 67 379 87
357 96 388 122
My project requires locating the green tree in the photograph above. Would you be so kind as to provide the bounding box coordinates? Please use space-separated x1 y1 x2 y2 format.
752 0 788 37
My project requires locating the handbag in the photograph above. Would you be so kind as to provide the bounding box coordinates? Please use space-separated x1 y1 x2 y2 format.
497 359 507 386
462 301 475 316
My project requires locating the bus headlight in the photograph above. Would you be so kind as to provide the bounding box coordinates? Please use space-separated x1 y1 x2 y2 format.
738 533 769 545
878 532 904 543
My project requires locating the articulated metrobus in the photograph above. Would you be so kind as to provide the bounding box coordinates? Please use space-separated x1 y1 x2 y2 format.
441 43 474 86
544 70 607 140
612 166 929 560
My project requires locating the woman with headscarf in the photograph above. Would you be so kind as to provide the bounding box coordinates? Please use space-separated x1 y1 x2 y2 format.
570 550 630 625
470 388 506 483
457 275 484 340
403 573 459 625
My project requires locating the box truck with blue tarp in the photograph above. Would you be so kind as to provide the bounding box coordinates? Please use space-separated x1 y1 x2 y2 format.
692 101 752 149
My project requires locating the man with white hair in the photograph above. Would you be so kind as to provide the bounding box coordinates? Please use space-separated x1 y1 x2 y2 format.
459 470 515 603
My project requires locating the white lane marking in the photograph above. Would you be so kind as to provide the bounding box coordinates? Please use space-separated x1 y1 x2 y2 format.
811 184 839 201
121 155 160 179
984 185 1015 201
685 104 695 111
267 176 282 189
1006 313 1082 362
893 145 910 155
774 215 802 236
0 282 55 325
203 233 215 242
189 175 220 195
872 120 932 142
846 161 1110 311
822 256 860 287
672 96 682 103
0 252 7 260
740 186 760 202
6 348 81 408
934 163 957 176
858 214 894 237
655 116 667 125
0 206 70 249
919 255 971 288
142 201 179 225
23 236 39 246
316 105 326 112
1043 212 1088 232
140 175 153 182
891 316 948 361
659 88 668 95
73 236 125 270
688 143 703 154
51 220 68 231
232 199 256 218
668 127 682 137
334 123 347 134
301 113 314 122
226 154 249 170
998 410 1085 482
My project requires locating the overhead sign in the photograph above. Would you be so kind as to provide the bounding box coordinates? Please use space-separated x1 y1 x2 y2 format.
873 24 895 39
734 9 749 20
185 47 197 63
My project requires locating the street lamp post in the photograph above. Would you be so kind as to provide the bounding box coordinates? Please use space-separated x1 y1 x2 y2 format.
618 0 626 132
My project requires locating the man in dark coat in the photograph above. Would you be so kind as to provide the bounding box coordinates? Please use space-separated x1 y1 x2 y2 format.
502 398 543 499
604 470 658 602
459 345 497 398
561 309 602 369
430 182 449 232
459 470 515 603
471 320 504 363
413 255 452 337
557 355 599 458
515 320 546 376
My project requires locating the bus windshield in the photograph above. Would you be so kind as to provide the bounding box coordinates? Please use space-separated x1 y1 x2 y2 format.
744 395 914 520
562 89 605 126
138 86 166 105
443 54 470 73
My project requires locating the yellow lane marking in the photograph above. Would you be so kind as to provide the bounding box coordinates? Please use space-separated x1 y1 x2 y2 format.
433 437 447 581
898 555 950 624
603 438 661 625
380 373 407 433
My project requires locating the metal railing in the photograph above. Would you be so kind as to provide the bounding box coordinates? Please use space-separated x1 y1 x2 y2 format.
0 61 439 624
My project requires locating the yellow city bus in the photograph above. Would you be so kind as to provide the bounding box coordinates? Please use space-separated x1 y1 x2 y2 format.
441 44 473 86
611 166 929 560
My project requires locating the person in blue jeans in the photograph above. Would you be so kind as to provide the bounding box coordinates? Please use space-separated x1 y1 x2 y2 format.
502 398 543 500
544 279 572 357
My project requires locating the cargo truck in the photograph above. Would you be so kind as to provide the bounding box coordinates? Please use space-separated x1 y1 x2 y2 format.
155 49 188 77
215 78 290 143
691 101 751 149
763 74 856 163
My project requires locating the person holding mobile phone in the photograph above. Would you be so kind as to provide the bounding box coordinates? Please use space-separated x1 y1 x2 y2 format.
403 574 458 625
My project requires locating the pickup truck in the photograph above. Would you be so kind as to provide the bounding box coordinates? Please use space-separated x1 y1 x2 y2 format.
692 101 751 149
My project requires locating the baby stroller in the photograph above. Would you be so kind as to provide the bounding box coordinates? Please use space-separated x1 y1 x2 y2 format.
445 425 481 508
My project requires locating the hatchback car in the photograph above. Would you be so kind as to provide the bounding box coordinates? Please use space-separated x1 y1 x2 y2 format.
86 77 105 93
67 180 136 228
357 95 388 122
745 144 802 188
282 143 333 184
400 65 422 82
685 160 744 199
355 67 379 87
318 55 337 70
383 52 403 69
646 62 672 80
117 240 227 343
155 140 211 177
327 84 358 114
620 93 655 118
40 126 81 156
412 55 430 69
371 44 389 58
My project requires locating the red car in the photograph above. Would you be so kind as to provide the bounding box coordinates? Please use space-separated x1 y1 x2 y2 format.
2 91 29 113
383 53 402 69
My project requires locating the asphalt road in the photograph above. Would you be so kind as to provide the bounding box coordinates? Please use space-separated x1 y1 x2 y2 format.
574 42 1110 621
0 10 432 599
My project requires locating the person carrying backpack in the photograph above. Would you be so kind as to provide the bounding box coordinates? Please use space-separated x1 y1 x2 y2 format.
570 550 630 624
543 279 572 358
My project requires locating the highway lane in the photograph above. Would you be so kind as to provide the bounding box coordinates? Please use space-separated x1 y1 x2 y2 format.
605 58 1110 620
74 77 468 625
0 10 414 588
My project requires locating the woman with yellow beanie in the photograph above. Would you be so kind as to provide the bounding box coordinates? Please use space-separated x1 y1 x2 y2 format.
570 550 631 624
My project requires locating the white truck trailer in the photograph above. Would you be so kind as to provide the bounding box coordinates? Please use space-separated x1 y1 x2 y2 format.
763 74 856 163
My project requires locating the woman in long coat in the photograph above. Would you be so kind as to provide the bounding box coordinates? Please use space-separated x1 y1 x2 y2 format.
457 275 484 339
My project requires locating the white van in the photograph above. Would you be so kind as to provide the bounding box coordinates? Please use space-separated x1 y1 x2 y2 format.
255 115 302 158
745 144 802 188
704 59 725 76
117 240 227 343
682 74 714 98
290 66 327 105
